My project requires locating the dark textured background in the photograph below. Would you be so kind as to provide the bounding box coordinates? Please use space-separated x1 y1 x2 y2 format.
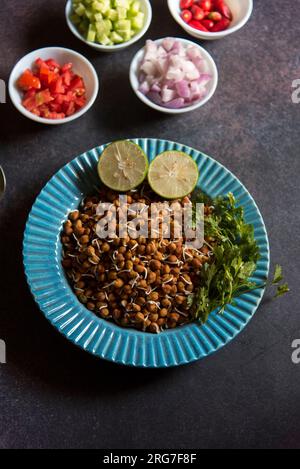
0 0 300 450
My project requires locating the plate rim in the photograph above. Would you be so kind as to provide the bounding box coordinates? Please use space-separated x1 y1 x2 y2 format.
23 138 270 368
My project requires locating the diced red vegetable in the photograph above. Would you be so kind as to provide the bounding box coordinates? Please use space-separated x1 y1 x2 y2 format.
189 20 209 31
61 63 73 73
35 89 54 106
208 11 222 22
214 0 233 20
69 76 85 92
210 17 231 31
75 96 87 109
179 0 232 33
48 112 66 119
24 89 37 99
180 0 194 9
198 0 212 12
22 96 38 111
62 70 73 87
17 69 41 91
18 58 87 120
50 76 65 94
191 5 205 21
45 59 61 71
201 19 215 30
181 9 193 23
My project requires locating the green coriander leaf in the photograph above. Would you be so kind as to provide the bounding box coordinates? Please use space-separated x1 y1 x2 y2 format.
190 191 289 324
273 264 283 284
275 283 290 298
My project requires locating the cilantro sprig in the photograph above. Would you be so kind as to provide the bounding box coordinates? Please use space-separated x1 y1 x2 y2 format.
190 192 289 323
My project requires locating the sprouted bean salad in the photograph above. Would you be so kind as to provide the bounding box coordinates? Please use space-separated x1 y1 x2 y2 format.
61 185 212 334
61 141 285 334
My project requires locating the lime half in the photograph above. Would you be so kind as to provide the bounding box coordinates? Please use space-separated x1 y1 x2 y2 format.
98 141 148 192
148 151 199 199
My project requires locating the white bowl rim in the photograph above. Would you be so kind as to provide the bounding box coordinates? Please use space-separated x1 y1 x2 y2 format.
129 37 219 114
8 46 99 125
167 0 253 39
65 0 153 51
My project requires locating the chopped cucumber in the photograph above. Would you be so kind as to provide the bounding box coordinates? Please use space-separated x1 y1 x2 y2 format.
70 14 81 24
106 9 118 21
85 8 94 20
87 24 96 42
130 1 141 16
97 33 113 45
94 12 103 21
115 19 131 32
120 30 131 41
131 11 144 30
115 0 130 8
71 0 145 45
110 31 124 43
117 7 127 20
75 3 86 16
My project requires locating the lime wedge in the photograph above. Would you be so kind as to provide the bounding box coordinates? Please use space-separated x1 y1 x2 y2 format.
98 141 148 192
148 151 199 199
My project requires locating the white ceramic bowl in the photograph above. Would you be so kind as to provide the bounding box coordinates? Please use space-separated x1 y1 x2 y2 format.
129 37 218 115
167 0 253 40
9 47 99 125
65 0 152 52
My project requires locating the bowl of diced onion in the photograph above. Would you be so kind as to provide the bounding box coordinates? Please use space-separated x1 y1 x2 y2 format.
129 37 218 114
65 0 152 52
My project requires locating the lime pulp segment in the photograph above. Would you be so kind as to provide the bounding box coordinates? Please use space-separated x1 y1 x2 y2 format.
98 140 148 192
148 151 199 199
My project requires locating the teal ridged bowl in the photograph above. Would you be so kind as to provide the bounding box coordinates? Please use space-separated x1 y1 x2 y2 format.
23 139 270 368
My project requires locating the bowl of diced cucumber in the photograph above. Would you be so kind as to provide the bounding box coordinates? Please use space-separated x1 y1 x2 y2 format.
66 0 152 52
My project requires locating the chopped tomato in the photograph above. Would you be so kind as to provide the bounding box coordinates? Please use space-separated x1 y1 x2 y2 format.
35 89 53 106
22 96 36 111
69 76 84 91
45 59 61 72
18 58 87 120
35 58 46 69
39 105 51 118
39 63 60 87
39 63 50 83
62 70 72 87
75 96 87 109
18 69 41 91
23 90 53 111
65 101 76 116
50 76 65 94
48 112 66 119
61 63 73 73
24 89 36 99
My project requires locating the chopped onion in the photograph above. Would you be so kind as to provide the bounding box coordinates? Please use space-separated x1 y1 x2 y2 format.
139 81 150 94
176 80 190 99
138 39 212 109
166 98 185 109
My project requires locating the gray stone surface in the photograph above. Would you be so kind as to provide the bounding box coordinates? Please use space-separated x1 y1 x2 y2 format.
0 0 300 449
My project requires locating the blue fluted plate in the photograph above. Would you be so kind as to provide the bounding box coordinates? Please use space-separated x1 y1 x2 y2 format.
23 139 270 368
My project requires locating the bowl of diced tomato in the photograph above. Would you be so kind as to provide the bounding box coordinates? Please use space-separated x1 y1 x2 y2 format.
9 47 99 124
167 0 253 40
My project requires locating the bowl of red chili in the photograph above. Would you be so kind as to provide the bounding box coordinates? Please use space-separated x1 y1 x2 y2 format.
167 0 253 40
9 47 99 125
